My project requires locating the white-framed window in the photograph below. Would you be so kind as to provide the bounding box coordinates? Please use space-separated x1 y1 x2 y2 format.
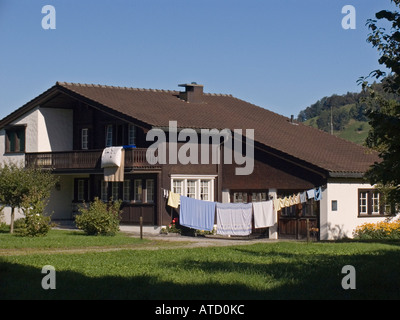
123 180 130 202
81 128 88 150
372 192 380 215
105 125 113 147
134 179 142 202
200 180 210 201
146 179 154 203
359 191 368 214
170 175 216 201
128 124 136 146
187 180 196 198
172 179 184 195
101 181 108 202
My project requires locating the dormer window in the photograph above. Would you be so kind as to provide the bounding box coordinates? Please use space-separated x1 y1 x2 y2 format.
5 125 26 153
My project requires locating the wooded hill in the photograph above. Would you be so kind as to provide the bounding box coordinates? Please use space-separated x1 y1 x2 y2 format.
297 81 400 145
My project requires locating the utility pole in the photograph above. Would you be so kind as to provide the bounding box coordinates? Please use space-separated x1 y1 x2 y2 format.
330 106 333 135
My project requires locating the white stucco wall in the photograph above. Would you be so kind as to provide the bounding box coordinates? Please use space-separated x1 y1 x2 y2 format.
37 108 73 152
320 179 397 240
0 106 74 224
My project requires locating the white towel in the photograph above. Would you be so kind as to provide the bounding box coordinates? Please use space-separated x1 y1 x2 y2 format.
216 202 252 236
253 200 275 228
306 189 315 199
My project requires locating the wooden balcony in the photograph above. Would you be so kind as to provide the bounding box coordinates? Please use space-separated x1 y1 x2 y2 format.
25 148 160 170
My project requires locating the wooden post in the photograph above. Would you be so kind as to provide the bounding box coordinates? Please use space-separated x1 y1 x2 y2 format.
140 205 143 240
306 218 310 243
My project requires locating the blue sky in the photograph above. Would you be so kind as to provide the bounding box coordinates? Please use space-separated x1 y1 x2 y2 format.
0 0 396 120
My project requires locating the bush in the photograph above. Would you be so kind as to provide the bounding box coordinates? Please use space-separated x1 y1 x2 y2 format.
14 214 52 237
75 198 122 236
353 220 400 240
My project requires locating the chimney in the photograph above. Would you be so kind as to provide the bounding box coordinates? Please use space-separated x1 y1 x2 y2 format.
178 82 204 103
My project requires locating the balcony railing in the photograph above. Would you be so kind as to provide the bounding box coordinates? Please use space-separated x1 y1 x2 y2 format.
25 148 160 170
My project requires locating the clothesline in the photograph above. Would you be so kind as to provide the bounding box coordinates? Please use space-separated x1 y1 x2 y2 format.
162 186 323 211
162 186 323 237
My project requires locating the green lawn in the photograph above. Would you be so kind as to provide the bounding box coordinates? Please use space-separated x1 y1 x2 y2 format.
1 230 400 300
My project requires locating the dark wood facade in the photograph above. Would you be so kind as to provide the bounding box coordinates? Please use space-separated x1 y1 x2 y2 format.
24 98 326 236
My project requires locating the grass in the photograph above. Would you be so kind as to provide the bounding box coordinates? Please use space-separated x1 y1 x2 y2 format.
1 229 400 300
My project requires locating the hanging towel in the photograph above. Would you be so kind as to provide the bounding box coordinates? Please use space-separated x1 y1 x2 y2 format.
253 200 275 228
273 198 281 211
306 189 315 199
315 187 322 201
167 191 181 208
180 196 216 231
283 196 290 208
300 191 307 203
216 202 252 236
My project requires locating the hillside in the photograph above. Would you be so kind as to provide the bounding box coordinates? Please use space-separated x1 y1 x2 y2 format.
297 79 399 145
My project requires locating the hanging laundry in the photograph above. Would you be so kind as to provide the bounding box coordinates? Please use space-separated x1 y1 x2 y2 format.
283 196 290 208
162 188 169 199
101 147 123 168
179 196 216 232
216 202 252 236
300 191 307 203
167 191 180 208
273 198 281 211
253 200 275 229
104 149 125 182
314 187 322 201
306 189 315 199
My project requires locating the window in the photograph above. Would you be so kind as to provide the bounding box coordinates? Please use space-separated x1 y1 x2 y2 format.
5 126 25 153
171 175 215 201
359 191 368 214
128 124 136 146
74 178 89 202
200 180 210 201
146 179 154 203
77 180 85 201
134 179 142 202
111 182 119 201
172 179 183 195
105 125 113 147
187 180 196 198
358 189 388 216
101 181 108 202
332 200 338 211
123 180 130 202
372 192 380 215
81 128 88 150
233 192 247 203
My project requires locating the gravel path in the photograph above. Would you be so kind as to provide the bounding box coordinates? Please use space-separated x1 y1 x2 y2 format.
0 232 281 256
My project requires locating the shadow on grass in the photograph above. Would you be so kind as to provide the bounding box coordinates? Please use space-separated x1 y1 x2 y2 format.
2 245 400 300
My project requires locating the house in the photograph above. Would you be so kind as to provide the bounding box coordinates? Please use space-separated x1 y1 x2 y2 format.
0 81 390 240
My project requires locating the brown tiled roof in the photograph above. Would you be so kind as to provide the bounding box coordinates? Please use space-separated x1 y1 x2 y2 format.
4 81 380 174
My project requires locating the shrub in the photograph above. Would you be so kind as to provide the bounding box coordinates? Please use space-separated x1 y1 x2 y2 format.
353 220 400 240
13 213 52 237
75 197 122 236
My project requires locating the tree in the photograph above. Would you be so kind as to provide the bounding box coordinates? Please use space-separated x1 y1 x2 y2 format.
359 0 400 204
0 161 57 233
